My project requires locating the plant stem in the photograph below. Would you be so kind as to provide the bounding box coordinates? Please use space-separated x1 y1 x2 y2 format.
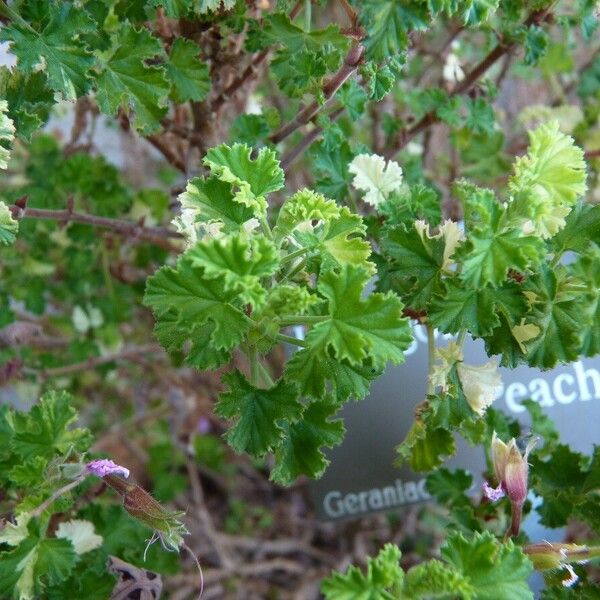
279 257 307 283
256 359 275 387
249 346 261 387
279 315 328 326
280 246 310 265
276 333 308 347
506 501 523 539
426 324 435 395
31 475 86 518
259 215 274 240
304 0 311 32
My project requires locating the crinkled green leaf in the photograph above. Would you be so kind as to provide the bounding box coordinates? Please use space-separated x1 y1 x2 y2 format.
216 371 302 457
175 175 254 244
404 559 476 599
552 200 600 254
165 38 210 103
271 398 345 485
95 25 169 134
426 468 474 507
203 143 284 216
0 537 77 600
362 0 428 61
523 267 586 368
379 223 445 308
274 189 340 242
456 227 543 288
0 99 15 169
9 391 91 461
286 266 411 398
186 233 279 309
0 68 53 140
144 252 250 353
508 121 587 238
441 531 534 600
0 3 94 99
248 12 349 55
379 183 442 228
429 280 500 337
322 543 403 600
0 200 18 246
310 140 354 200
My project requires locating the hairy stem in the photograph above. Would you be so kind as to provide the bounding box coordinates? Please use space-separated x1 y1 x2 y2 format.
278 315 328 326
276 333 308 347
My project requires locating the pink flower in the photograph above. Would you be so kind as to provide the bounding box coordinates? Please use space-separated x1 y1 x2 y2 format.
86 459 130 479
483 481 505 502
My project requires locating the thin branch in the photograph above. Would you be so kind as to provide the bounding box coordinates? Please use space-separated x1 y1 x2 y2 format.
145 133 187 173
269 43 365 145
184 456 236 570
585 149 600 160
281 106 345 172
211 50 270 114
32 344 164 379
388 7 553 157
10 200 182 247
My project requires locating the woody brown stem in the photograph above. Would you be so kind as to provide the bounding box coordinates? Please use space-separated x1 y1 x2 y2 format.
10 201 182 247
269 43 365 145
388 7 553 157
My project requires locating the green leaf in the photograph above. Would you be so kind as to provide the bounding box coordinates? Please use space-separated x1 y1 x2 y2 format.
175 175 255 243
379 183 442 228
362 0 428 61
286 265 411 397
144 252 250 353
380 223 445 308
165 38 210 103
0 3 94 99
274 189 340 242
524 26 549 65
426 468 473 507
441 531 534 600
203 143 285 216
322 543 403 600
458 228 542 288
216 371 303 457
0 67 53 140
396 421 456 471
360 62 396 101
465 97 495 135
0 200 18 246
249 13 349 55
0 537 77 600
271 398 345 485
186 233 279 309
523 267 585 368
94 25 169 134
0 99 15 169
508 121 587 238
571 248 600 357
404 559 476 599
429 280 500 337
10 391 91 461
310 140 354 200
552 200 600 254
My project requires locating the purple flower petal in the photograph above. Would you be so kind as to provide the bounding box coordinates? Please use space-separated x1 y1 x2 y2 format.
86 459 130 479
483 481 505 502
196 416 211 435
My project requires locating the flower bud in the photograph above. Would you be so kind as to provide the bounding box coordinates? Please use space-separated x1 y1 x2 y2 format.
490 432 536 506
103 475 188 552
